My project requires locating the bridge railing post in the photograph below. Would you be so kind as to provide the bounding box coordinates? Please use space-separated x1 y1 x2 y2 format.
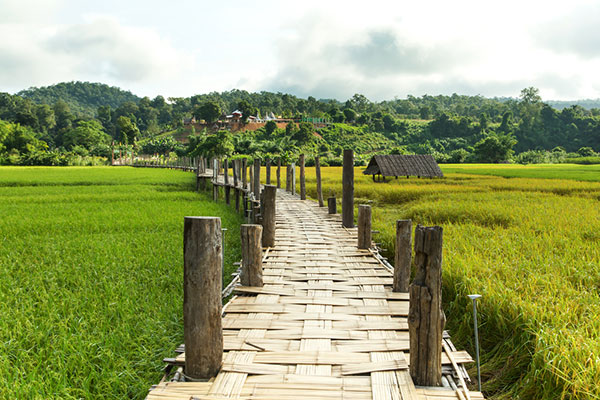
409 225 445 386
328 196 337 214
394 220 412 292
315 156 324 207
261 185 277 247
299 154 306 200
357 205 372 249
276 157 281 189
342 149 354 228
183 217 223 379
241 224 263 287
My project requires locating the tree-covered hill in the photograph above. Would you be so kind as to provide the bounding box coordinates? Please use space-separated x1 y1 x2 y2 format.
18 81 140 118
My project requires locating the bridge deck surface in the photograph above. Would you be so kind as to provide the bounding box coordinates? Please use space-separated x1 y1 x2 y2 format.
148 188 484 400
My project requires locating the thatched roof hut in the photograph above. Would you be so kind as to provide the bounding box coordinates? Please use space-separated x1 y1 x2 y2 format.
363 155 443 181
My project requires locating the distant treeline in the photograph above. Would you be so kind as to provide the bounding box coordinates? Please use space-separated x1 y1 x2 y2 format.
1 81 599 165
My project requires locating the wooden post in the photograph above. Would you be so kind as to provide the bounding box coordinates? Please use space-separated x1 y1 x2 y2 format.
394 220 412 292
261 185 276 247
291 162 296 195
224 159 230 205
285 164 290 192
249 161 254 195
315 155 324 207
183 217 223 379
253 158 261 198
240 224 263 287
342 149 354 228
357 205 371 249
111 141 114 165
276 158 281 188
266 158 271 185
299 154 306 200
409 225 445 387
241 158 247 190
212 159 218 202
233 159 240 212
328 197 337 214
253 203 261 224
196 159 201 192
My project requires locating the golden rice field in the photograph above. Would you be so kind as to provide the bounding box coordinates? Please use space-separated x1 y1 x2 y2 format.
281 164 600 399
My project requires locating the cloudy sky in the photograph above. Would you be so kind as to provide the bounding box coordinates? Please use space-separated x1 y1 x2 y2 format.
1 0 599 101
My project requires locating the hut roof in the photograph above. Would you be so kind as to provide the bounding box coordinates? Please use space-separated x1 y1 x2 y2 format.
362 155 444 178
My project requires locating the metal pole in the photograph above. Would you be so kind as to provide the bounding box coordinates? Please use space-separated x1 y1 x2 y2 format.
468 294 482 392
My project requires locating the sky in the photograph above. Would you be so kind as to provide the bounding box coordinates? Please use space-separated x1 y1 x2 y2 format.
1 0 600 101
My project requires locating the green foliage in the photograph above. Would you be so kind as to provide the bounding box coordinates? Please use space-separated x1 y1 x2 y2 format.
189 130 234 158
18 81 140 118
62 120 111 152
194 101 221 123
139 136 184 156
0 167 243 398
472 133 517 163
116 116 140 145
264 120 277 136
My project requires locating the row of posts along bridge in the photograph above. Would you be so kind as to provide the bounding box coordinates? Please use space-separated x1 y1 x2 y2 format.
135 150 477 397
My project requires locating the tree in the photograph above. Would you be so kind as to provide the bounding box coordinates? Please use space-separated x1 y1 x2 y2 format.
265 120 277 136
53 100 74 134
237 100 257 123
62 120 111 151
293 122 314 144
577 147 596 157
343 108 357 122
116 116 140 145
190 130 234 158
194 101 221 123
472 133 517 163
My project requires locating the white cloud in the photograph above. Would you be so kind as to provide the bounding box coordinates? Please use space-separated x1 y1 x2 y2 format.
0 12 192 97
1 0 600 100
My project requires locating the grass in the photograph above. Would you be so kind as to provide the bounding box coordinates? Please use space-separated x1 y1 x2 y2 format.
0 166 244 399
441 163 600 181
281 163 600 399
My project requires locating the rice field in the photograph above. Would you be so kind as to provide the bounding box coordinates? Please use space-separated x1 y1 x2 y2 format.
293 164 600 399
0 166 244 399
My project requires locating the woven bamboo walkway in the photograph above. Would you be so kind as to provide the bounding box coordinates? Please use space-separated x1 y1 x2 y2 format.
148 188 484 400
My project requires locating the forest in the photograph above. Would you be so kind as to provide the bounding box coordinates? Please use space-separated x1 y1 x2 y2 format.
1 81 599 165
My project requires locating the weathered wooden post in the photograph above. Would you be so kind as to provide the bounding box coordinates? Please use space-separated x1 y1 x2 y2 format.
183 217 223 379
328 197 337 214
111 141 115 165
196 160 201 192
240 224 263 287
212 159 218 202
253 157 261 198
285 164 290 192
253 201 261 224
242 158 248 218
266 158 271 185
276 158 281 188
299 154 306 200
261 185 276 247
241 158 247 190
232 159 239 212
357 205 372 249
249 160 254 196
409 225 445 386
394 220 412 292
224 158 230 205
315 155 324 207
342 149 354 228
291 162 296 195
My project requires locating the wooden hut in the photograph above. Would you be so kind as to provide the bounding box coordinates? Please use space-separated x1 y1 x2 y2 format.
363 155 444 181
